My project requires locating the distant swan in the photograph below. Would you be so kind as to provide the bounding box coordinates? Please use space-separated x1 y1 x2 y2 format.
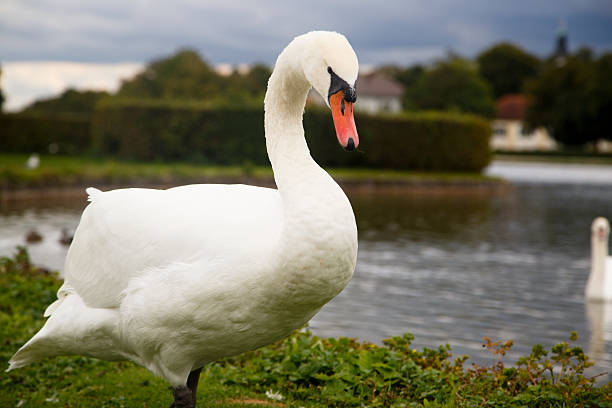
585 217 612 301
25 153 40 170
8 31 360 408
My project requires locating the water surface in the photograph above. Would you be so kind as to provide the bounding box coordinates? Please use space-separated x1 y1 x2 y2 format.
1 160 611 380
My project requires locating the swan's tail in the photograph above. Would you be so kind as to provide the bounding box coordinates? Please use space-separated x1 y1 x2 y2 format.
43 282 74 317
86 187 102 202
8 332 52 371
7 293 124 371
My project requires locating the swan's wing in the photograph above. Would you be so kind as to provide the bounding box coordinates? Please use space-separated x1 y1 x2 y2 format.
64 184 283 308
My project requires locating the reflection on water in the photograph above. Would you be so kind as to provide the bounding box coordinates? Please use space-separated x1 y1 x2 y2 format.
0 195 89 272
586 302 612 366
312 184 612 378
0 161 611 381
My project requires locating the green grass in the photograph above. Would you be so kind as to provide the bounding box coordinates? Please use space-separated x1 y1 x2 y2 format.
1 248 610 407
0 248 280 408
0 154 501 191
0 154 273 189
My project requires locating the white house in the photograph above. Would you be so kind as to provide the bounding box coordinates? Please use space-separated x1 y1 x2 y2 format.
353 73 403 114
308 72 403 114
491 94 558 151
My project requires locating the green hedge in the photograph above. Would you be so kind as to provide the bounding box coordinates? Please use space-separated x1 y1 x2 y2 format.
358 112 493 171
91 100 268 164
0 113 92 155
1 102 491 171
92 100 492 171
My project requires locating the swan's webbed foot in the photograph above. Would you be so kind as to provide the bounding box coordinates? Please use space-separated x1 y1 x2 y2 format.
170 367 203 408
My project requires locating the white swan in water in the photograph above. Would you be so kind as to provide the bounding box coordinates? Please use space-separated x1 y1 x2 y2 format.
586 217 612 301
9 31 360 408
585 218 612 369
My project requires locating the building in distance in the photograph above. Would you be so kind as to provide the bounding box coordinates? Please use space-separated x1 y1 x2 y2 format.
308 72 403 114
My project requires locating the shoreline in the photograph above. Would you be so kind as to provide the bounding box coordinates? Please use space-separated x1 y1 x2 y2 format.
494 153 612 166
0 153 511 203
0 176 510 204
1 248 609 406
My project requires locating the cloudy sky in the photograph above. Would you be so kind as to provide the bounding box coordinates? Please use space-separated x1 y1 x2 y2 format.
2 0 611 110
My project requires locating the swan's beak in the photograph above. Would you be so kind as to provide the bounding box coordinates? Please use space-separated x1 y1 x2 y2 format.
330 91 359 151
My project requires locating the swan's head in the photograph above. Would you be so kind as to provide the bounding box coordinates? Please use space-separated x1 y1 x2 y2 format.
299 31 359 151
592 217 610 241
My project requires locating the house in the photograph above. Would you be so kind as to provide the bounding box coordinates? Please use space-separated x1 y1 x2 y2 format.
352 73 403 114
308 72 403 114
491 94 558 151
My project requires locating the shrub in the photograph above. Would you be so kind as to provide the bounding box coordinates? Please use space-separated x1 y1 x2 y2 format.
92 101 491 171
91 99 268 164
1 248 610 407
0 101 492 172
0 113 91 155
356 111 491 171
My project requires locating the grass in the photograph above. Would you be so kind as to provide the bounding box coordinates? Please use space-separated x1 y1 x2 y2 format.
0 154 273 190
1 247 610 407
0 154 501 192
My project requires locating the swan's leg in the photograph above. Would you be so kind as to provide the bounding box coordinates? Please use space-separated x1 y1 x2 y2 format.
170 386 193 408
169 367 203 408
187 367 203 406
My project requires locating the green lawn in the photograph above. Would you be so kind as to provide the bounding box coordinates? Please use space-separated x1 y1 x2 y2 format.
0 154 501 191
1 248 609 407
0 154 272 189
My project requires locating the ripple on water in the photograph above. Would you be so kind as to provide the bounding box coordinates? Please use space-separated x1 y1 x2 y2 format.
2 166 612 382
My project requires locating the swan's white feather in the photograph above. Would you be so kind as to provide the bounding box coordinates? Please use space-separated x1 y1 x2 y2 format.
66 184 282 308
8 31 359 388
587 217 612 302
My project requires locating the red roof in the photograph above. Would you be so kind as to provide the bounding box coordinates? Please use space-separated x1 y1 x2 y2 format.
496 94 527 120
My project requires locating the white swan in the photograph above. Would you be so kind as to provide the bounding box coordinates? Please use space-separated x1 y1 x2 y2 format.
8 31 360 408
586 217 612 301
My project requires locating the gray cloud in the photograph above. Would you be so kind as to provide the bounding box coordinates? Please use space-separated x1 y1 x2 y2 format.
1 0 611 66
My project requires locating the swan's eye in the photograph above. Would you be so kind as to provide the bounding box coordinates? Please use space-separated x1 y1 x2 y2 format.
327 67 356 103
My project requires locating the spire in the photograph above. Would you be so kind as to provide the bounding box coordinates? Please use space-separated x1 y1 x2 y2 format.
554 17 568 59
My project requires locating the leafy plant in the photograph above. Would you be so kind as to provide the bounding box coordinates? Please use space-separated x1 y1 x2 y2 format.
1 248 610 407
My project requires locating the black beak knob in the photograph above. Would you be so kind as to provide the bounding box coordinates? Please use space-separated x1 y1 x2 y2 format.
345 137 355 151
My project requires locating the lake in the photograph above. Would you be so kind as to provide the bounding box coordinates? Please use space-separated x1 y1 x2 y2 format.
1 160 611 381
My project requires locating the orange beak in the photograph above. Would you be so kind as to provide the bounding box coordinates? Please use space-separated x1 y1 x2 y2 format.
330 91 358 151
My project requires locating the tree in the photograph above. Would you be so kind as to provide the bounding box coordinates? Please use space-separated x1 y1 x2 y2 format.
117 49 223 100
377 65 425 110
0 64 5 112
409 57 495 117
477 43 541 98
242 63 271 98
116 50 271 105
592 53 612 142
525 48 612 146
225 63 271 103
21 88 109 115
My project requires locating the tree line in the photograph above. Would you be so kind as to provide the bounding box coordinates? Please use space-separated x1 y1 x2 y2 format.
3 42 611 147
381 44 611 146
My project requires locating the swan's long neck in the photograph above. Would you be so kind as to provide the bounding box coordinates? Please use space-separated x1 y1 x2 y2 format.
261 39 358 308
264 47 318 193
587 231 610 301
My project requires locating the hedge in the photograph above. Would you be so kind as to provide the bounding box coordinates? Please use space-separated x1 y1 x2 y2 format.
0 113 92 155
91 100 492 171
1 102 491 171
